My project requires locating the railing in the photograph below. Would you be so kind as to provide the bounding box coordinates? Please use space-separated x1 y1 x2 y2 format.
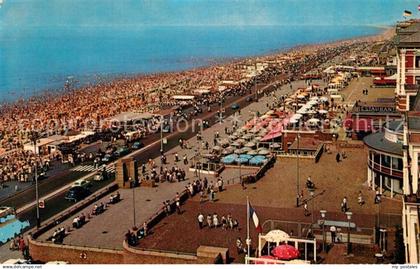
404 84 420 92
367 158 403 179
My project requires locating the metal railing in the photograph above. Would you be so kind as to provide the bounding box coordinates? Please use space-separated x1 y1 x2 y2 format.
367 158 403 179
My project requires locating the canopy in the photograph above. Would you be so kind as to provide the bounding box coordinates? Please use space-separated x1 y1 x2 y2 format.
261 131 282 142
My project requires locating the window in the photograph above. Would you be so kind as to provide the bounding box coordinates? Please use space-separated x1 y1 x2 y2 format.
374 152 380 164
416 56 420 68
392 157 403 170
381 154 391 167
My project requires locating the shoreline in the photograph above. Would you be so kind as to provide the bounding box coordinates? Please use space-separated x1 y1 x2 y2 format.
0 25 393 107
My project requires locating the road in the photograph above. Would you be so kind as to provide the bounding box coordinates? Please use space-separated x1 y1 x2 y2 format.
4 74 286 230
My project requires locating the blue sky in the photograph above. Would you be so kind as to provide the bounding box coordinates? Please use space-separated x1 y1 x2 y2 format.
0 0 419 27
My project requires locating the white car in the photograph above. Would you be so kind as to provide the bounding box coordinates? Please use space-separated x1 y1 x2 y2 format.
71 179 91 189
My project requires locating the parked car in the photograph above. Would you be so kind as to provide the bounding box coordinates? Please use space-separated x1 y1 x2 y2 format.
65 186 91 202
71 179 91 189
93 173 104 181
114 146 129 157
231 103 240 110
101 154 113 163
131 141 144 150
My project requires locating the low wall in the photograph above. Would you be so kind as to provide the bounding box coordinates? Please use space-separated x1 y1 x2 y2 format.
28 237 226 264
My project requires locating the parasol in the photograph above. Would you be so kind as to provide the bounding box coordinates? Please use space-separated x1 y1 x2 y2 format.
271 244 300 260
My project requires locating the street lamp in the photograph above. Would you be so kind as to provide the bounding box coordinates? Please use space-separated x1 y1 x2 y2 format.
345 211 353 255
320 210 327 252
296 134 300 207
29 131 41 228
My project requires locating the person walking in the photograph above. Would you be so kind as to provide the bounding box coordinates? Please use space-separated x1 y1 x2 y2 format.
358 191 364 206
304 202 309 216
197 213 204 229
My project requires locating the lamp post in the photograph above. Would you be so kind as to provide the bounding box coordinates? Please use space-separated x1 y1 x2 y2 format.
132 185 136 228
219 93 223 124
30 131 41 228
320 210 327 252
160 116 164 153
296 134 300 207
345 211 353 255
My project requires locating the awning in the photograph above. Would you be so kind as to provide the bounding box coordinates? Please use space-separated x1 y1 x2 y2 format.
261 131 282 142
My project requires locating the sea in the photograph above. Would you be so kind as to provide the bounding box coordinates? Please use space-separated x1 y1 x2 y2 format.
0 25 382 102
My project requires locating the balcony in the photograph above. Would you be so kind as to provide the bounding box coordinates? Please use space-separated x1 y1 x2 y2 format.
367 158 403 179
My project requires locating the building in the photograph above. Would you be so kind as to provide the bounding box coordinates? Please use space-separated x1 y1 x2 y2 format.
363 120 404 197
395 21 420 111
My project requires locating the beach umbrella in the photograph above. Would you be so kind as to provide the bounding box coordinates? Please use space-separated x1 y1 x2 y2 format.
234 148 246 154
258 149 271 155
249 156 267 165
231 141 242 147
271 245 300 260
228 135 237 140
234 156 249 164
222 148 234 155
250 128 260 134
320 97 329 102
247 150 258 155
239 154 253 160
242 134 254 140
245 142 256 148
212 145 222 151
241 147 252 152
219 138 230 145
318 109 328 114
236 138 246 144
222 154 238 164
254 136 262 142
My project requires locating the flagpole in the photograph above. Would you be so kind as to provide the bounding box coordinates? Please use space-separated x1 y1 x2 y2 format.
246 196 250 259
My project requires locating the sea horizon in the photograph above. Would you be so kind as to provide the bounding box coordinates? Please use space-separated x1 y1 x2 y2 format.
0 24 385 102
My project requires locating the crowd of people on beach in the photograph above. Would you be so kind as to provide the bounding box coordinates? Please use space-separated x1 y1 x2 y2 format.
0 32 387 187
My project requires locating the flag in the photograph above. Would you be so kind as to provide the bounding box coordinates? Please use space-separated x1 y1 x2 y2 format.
248 201 262 233
404 10 413 17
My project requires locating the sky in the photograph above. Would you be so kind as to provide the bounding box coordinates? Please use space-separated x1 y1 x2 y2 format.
0 0 419 28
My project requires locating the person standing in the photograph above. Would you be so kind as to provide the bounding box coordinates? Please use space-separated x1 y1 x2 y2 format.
217 178 223 192
197 213 204 229
358 191 364 206
207 214 212 228
330 226 337 244
176 200 181 214
304 202 309 216
341 196 348 212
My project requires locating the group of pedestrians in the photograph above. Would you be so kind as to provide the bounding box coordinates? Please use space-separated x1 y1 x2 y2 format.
197 212 239 230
